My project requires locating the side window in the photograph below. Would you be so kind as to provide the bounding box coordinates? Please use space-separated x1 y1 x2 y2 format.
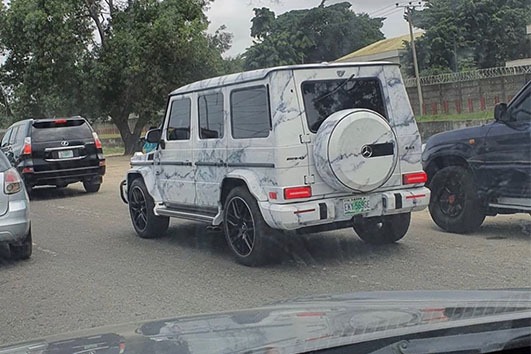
15 125 26 143
1 128 12 147
166 98 191 141
8 126 19 145
230 86 271 139
198 93 224 139
511 91 530 122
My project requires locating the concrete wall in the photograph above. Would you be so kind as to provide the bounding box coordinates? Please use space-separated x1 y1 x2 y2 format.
406 73 531 116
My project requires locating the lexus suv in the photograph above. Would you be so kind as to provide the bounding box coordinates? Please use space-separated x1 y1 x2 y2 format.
1 117 106 193
121 63 430 266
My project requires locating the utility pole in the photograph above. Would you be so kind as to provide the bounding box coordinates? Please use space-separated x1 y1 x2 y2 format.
396 2 424 116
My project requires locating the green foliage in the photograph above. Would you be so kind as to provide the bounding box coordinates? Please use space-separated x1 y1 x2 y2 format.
402 0 531 76
244 2 384 70
0 0 232 154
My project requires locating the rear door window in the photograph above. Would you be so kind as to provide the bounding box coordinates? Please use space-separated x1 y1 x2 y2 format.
302 78 387 132
0 151 11 171
8 126 19 145
31 120 93 142
1 128 12 147
230 86 271 139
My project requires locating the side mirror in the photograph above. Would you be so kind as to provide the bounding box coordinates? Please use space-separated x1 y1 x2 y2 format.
494 103 508 121
145 128 162 143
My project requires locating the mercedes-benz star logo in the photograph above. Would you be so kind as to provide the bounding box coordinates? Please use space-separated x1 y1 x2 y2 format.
60 141 69 146
361 145 373 158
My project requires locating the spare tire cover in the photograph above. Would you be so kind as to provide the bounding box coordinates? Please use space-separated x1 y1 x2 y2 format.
313 109 398 193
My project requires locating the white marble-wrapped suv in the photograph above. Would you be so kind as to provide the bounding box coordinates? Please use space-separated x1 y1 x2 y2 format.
121 63 430 266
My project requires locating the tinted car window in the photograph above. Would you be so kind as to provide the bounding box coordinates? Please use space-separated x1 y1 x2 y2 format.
198 93 224 139
0 151 11 171
167 98 191 141
31 120 93 142
302 78 387 132
15 124 26 142
1 128 12 147
8 126 19 144
512 92 530 122
230 86 271 139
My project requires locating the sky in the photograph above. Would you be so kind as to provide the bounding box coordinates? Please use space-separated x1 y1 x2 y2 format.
206 0 413 57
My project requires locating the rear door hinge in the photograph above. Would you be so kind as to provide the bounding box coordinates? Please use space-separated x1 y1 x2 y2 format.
299 134 311 144
304 174 315 184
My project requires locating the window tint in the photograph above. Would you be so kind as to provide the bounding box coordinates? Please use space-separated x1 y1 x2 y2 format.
1 128 12 147
231 86 271 139
167 98 191 141
31 120 93 142
15 124 26 142
198 93 224 139
512 92 530 122
8 126 19 144
302 78 386 133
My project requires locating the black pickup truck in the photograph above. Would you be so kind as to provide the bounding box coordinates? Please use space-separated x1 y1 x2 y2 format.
422 81 530 233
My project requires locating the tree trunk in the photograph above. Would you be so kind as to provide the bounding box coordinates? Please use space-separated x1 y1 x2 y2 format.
113 115 140 156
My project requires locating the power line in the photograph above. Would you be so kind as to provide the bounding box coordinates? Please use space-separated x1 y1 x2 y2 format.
367 4 396 16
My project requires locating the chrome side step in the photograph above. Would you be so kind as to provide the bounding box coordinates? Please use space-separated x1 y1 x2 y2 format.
155 207 215 223
489 197 531 211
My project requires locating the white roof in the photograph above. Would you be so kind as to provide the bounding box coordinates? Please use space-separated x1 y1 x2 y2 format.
170 62 397 96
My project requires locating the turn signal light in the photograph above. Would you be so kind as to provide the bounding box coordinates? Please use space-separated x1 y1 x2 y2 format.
22 137 32 155
403 171 427 184
92 132 103 149
284 186 312 200
4 168 22 194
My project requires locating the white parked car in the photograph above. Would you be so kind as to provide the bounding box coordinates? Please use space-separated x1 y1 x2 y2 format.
120 63 430 266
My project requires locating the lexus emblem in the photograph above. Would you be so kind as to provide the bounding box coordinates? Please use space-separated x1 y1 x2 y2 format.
361 145 373 158
337 70 345 77
60 141 69 146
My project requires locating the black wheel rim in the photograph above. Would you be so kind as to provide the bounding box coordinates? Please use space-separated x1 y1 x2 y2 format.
130 186 148 232
437 178 465 217
225 197 255 257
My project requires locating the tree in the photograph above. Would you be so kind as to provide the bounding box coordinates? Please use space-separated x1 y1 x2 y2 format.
0 0 94 119
85 0 230 154
401 0 531 76
244 2 384 70
0 0 232 154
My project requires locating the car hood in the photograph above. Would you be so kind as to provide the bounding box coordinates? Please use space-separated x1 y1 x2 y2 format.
1 289 530 354
424 123 491 150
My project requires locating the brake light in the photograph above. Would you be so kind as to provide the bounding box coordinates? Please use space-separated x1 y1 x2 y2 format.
284 186 312 199
4 168 22 194
22 137 32 155
92 132 102 149
55 119 67 124
403 171 427 184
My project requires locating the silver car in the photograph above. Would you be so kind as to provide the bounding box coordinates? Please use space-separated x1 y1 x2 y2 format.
0 151 31 260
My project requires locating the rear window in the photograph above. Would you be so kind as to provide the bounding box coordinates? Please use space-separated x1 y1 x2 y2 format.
302 78 387 133
31 120 93 142
0 151 11 171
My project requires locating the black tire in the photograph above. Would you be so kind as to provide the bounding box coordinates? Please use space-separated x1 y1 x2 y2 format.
128 178 169 238
10 228 32 260
428 166 485 233
353 213 411 244
223 187 279 266
83 181 101 193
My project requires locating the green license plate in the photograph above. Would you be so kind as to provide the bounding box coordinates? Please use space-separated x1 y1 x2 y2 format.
343 197 370 215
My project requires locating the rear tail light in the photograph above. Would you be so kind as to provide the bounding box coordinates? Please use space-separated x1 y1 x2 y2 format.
403 171 427 185
284 186 312 200
22 167 34 174
4 168 23 194
92 132 103 149
22 137 32 155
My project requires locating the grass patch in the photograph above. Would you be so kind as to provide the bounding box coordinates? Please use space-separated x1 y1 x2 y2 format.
104 146 125 156
99 133 122 140
416 111 492 122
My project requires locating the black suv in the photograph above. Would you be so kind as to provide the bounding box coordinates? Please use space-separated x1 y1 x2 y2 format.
422 81 530 233
0 117 105 193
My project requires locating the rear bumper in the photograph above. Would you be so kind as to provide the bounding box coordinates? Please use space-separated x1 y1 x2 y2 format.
22 165 105 186
0 199 30 243
259 187 430 231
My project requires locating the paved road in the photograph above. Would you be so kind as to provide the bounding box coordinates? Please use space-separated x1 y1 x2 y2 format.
1 156 530 345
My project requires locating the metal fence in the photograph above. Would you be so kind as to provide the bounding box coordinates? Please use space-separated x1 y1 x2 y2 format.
404 65 531 87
